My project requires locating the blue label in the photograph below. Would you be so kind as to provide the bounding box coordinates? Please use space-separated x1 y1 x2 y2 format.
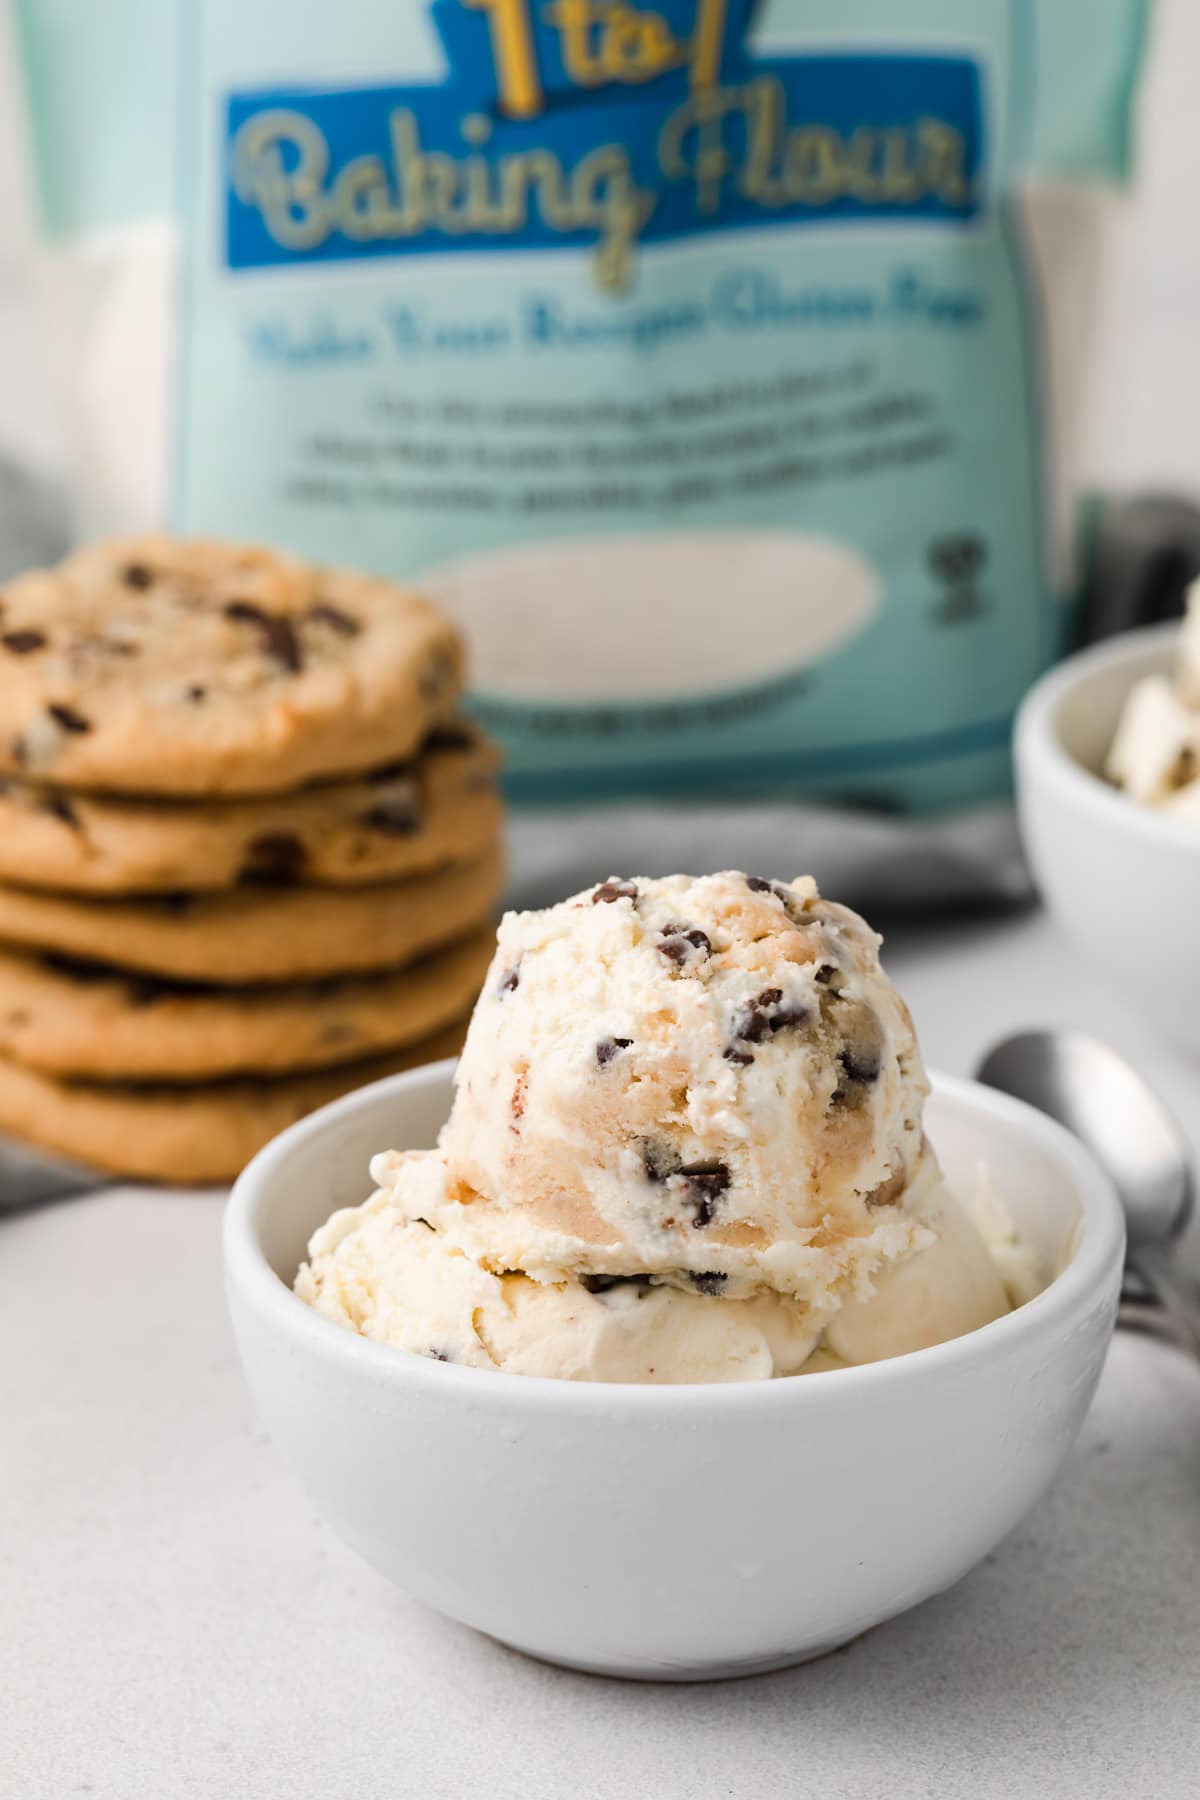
226 14 984 294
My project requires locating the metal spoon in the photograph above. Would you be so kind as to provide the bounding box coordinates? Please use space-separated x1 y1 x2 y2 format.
977 1030 1200 1355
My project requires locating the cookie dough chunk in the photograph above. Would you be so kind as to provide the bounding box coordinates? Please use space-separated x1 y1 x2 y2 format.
0 844 504 983
0 1023 468 1186
0 925 494 1081
0 535 464 795
0 724 501 895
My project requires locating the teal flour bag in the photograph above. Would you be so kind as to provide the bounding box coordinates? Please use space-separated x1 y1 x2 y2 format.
15 0 1149 900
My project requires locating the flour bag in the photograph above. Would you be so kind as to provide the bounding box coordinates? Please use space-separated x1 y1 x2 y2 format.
14 0 1149 903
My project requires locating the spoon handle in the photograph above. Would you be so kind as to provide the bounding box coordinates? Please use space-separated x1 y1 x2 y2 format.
1128 1246 1200 1359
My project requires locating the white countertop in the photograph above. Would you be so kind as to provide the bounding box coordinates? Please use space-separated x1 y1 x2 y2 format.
5 904 1200 1800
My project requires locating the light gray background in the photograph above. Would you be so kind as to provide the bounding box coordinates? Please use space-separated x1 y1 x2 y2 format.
5 906 1200 1800
4 6 1200 1790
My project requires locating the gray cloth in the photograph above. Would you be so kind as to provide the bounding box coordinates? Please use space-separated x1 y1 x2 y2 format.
507 801 1032 916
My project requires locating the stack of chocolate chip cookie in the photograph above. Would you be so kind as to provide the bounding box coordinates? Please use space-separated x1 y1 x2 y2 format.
0 535 504 1183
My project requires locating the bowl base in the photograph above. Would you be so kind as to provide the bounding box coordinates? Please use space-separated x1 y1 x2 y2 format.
486 1627 871 1683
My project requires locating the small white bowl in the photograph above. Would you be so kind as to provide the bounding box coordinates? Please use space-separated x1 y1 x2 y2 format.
224 1062 1122 1681
1016 622 1200 1052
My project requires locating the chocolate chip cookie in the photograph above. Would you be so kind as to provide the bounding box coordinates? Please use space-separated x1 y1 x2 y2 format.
0 723 501 894
0 924 494 1081
0 844 503 982
0 1021 468 1184
0 534 464 795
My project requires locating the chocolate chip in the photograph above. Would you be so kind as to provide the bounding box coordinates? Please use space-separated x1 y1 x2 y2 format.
840 1045 882 1085
122 562 154 589
726 987 807 1060
498 964 521 997
658 926 712 967
832 1001 885 1101
261 615 302 673
679 1161 731 1193
186 685 207 703
745 874 800 916
305 602 360 637
224 600 303 673
242 833 307 885
1 630 46 654
225 599 268 626
689 1194 720 1230
511 1071 528 1121
815 964 838 986
42 794 78 829
47 704 91 735
690 1272 727 1296
678 1161 731 1229
641 1140 681 1184
582 1273 648 1295
660 924 711 948
592 880 637 905
729 996 775 1046
425 1349 452 1362
595 1036 633 1067
833 1044 883 1108
361 801 419 837
424 723 476 753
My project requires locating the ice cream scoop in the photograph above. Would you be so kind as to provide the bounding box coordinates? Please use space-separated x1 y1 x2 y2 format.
298 871 1030 1381
298 1184 823 1383
403 871 930 1308
299 1143 1014 1381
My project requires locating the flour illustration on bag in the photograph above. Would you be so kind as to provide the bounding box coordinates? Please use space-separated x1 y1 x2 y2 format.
16 0 1148 823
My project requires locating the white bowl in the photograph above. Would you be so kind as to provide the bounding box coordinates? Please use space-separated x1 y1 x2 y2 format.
1016 622 1200 1052
224 1062 1122 1681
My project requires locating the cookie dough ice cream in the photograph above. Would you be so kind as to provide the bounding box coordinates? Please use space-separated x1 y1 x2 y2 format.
298 873 1035 1381
1107 579 1200 817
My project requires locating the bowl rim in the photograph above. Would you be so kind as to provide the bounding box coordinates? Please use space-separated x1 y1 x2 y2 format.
224 1059 1124 1410
1016 618 1200 853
